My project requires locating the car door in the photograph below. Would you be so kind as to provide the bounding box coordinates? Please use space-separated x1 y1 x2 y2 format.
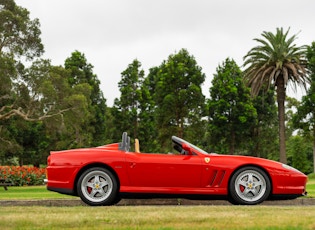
125 152 202 188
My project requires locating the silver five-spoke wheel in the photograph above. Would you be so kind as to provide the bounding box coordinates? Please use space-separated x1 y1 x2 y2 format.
229 167 271 205
77 167 118 206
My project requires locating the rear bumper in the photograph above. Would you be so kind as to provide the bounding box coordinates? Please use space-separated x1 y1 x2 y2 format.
47 186 75 196
44 178 75 195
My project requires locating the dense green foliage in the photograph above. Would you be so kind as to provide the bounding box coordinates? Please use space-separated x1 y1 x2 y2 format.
208 58 256 154
152 49 206 151
0 1 315 174
64 51 107 147
292 42 315 173
0 1 106 165
250 89 278 159
112 59 144 139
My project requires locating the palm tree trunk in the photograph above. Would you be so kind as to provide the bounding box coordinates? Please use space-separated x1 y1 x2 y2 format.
276 76 287 164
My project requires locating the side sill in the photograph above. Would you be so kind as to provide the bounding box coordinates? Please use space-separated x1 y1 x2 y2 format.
119 193 227 200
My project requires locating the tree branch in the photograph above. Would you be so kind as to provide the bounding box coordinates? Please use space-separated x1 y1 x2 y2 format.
0 106 73 121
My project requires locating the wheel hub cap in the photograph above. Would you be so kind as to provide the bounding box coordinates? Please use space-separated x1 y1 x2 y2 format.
235 170 267 203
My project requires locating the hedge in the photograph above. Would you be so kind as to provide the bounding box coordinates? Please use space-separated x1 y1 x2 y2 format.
0 166 46 186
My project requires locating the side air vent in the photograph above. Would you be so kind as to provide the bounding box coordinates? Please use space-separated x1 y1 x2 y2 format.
209 170 226 187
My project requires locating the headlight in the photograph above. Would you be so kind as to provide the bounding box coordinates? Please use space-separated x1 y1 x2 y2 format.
282 164 301 173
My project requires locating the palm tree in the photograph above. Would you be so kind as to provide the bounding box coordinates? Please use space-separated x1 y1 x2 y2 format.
243 27 309 163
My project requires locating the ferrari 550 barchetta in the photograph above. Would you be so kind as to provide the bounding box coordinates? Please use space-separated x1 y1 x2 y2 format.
45 132 307 206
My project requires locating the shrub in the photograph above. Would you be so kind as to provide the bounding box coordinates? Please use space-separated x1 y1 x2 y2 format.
0 166 46 186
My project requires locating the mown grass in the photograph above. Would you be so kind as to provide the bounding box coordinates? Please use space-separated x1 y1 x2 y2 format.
306 173 315 197
0 176 314 229
1 205 315 229
0 186 77 200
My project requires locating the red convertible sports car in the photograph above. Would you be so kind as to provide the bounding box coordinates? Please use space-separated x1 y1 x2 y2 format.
45 132 307 206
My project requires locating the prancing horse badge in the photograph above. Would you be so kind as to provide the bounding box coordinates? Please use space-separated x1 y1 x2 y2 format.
204 157 210 163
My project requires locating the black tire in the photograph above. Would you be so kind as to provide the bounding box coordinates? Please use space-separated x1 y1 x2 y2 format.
229 166 271 205
77 167 118 206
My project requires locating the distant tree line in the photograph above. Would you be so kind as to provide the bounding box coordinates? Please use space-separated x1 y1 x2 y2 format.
1 0 314 174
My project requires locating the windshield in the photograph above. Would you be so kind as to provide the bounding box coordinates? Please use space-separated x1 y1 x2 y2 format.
188 142 209 155
172 136 209 155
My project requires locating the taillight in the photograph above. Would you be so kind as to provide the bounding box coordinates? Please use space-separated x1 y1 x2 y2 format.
47 155 51 166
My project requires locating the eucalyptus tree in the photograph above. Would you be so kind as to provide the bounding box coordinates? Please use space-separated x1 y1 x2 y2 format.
243 28 309 163
38 63 91 150
0 0 43 59
208 58 257 155
64 51 107 146
0 0 44 121
0 0 47 164
0 1 94 164
0 59 91 164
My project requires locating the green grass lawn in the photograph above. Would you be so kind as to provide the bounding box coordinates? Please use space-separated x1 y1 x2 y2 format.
0 176 314 229
0 185 77 200
1 205 315 229
306 173 315 197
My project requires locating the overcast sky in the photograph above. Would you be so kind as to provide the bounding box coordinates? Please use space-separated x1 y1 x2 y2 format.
15 0 315 106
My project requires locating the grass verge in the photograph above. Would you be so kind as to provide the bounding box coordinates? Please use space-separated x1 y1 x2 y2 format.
0 205 315 229
306 174 315 197
0 186 76 200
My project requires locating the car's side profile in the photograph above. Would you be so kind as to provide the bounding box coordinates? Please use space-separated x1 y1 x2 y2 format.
46 132 307 206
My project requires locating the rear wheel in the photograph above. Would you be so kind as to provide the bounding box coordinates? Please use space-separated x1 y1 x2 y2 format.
229 167 271 205
77 167 118 206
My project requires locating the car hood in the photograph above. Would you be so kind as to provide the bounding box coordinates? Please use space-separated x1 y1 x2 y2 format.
208 153 305 175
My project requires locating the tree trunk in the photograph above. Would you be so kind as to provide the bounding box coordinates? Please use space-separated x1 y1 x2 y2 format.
276 77 287 164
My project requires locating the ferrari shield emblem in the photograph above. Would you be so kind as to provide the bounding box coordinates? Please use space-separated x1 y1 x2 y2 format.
204 157 210 163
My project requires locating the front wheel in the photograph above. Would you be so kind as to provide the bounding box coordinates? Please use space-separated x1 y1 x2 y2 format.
229 167 271 205
77 167 118 206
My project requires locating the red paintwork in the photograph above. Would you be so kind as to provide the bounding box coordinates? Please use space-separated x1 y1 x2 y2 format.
46 138 307 199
